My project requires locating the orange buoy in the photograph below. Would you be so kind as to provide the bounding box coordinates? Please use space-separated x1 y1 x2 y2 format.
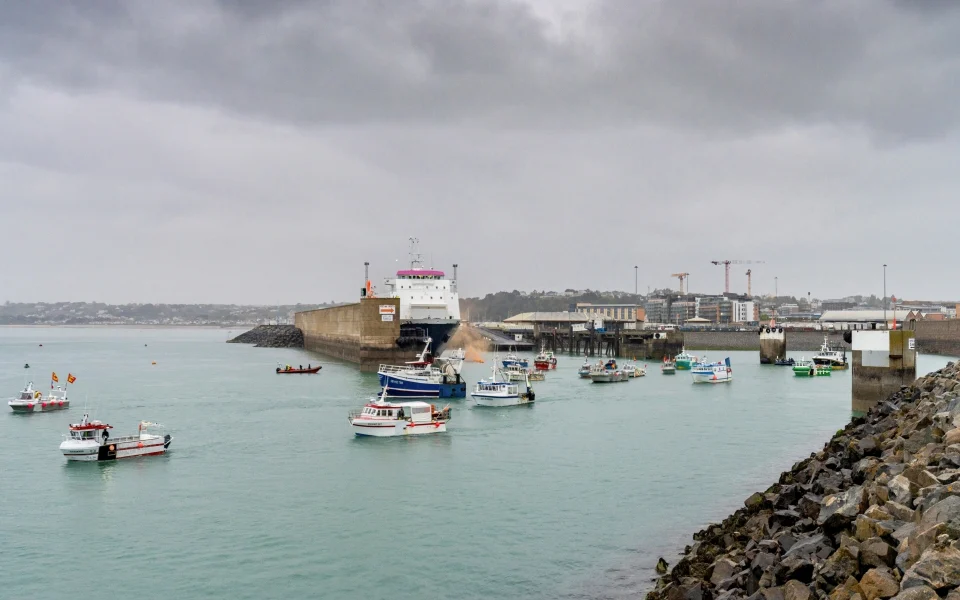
137 442 144 449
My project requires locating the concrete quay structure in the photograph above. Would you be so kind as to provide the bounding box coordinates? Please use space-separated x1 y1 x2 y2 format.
295 298 424 372
758 328 786 364
851 330 916 417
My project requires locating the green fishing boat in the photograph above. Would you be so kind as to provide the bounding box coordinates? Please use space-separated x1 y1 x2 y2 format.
674 348 698 370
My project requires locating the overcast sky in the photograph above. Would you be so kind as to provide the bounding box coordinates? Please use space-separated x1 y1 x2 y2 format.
2 0 959 304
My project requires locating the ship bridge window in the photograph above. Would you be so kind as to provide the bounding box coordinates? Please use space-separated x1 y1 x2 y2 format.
71 431 80 439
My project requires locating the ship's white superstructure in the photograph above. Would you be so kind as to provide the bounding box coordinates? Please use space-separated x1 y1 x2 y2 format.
382 238 461 323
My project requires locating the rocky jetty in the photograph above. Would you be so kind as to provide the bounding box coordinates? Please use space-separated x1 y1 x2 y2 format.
227 325 303 348
648 362 960 600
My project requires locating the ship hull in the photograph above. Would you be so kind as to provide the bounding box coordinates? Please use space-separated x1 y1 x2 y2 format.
377 375 466 399
401 320 460 355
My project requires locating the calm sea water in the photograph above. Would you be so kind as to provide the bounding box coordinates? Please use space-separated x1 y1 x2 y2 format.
1 327 954 599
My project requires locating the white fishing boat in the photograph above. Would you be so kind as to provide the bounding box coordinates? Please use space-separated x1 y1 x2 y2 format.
59 414 171 461
9 373 74 413
812 337 848 369
528 370 546 381
589 359 629 383
577 359 592 378
623 363 646 378
661 358 676 374
691 358 733 384
471 364 535 407
504 363 528 382
348 395 451 437
9 382 71 413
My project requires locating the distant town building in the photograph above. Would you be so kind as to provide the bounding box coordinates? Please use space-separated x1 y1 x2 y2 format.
576 303 644 322
777 304 800 316
819 309 910 330
644 298 670 324
822 300 855 311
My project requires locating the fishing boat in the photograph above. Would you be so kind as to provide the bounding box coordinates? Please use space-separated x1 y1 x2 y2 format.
623 363 646 378
675 348 699 370
533 346 558 370
376 340 466 398
691 358 733 384
528 370 546 381
59 415 171 461
501 351 529 369
792 358 815 376
813 337 848 370
774 357 796 367
276 363 322 374
590 359 629 383
504 363 528 382
471 364 535 407
661 358 676 374
577 358 592 378
348 395 451 437
794 359 831 377
9 382 71 413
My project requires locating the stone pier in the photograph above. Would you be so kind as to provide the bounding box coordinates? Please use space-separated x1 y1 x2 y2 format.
851 329 916 416
758 327 786 364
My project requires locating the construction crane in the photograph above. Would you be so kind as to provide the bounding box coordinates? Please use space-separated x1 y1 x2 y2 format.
746 269 752 297
710 260 764 294
671 272 689 294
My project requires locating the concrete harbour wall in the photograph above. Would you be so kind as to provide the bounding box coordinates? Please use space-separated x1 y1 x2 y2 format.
683 331 844 352
295 298 421 372
911 320 960 357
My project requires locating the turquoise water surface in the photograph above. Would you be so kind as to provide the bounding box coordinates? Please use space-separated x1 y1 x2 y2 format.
1 327 953 599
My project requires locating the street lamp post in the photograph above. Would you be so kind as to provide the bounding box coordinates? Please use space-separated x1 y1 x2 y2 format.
883 264 887 329
775 277 778 301
634 266 638 296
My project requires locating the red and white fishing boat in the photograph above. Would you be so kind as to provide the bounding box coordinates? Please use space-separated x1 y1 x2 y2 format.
348 395 451 437
533 345 558 370
59 414 172 461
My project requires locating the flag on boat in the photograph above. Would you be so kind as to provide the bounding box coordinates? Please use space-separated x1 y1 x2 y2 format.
51 372 59 383
67 373 76 384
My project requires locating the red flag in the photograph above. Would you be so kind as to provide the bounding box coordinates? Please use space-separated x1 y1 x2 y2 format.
51 372 59 383
67 374 76 384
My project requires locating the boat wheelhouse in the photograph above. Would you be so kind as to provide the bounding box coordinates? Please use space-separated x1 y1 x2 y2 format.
59 415 171 461
661 358 676 375
348 397 451 437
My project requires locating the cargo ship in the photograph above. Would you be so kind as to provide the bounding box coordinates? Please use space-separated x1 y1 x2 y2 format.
381 238 461 355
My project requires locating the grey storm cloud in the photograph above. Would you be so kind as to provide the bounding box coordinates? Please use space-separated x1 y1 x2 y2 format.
3 0 959 138
1 0 960 304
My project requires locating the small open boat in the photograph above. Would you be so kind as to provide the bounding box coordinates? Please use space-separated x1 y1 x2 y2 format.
276 363 322 374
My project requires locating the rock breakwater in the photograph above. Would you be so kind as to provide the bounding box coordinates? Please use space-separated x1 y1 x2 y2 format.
227 325 303 348
648 362 960 600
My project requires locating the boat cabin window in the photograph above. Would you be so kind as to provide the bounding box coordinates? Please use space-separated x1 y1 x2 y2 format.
70 431 81 439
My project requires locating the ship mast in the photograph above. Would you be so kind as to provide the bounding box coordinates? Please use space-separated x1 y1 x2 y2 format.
408 237 423 270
